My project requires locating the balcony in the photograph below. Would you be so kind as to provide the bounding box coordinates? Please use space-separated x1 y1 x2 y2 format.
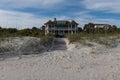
48 28 77 31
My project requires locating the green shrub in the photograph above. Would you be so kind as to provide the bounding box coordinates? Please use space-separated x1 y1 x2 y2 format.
40 35 54 46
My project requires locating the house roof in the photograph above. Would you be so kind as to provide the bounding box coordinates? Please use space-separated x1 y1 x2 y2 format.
94 24 111 28
45 20 78 25
94 24 110 26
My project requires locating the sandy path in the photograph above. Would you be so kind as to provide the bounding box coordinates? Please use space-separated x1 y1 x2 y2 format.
51 38 67 50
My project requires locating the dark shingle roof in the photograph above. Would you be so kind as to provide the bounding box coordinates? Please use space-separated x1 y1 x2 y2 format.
94 24 110 26
45 20 78 25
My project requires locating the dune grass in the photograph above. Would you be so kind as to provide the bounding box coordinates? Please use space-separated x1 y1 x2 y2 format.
65 32 120 46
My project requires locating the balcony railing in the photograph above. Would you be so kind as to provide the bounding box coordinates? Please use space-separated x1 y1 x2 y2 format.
48 28 77 31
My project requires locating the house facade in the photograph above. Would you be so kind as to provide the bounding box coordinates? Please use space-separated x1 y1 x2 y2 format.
44 18 78 35
94 24 112 29
83 23 113 33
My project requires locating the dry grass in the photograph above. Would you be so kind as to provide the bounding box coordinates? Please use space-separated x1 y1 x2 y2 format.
65 33 120 47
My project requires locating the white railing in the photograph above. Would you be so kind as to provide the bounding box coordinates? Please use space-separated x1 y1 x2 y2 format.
48 28 77 31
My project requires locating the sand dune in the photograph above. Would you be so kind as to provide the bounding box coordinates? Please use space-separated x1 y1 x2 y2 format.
0 37 120 80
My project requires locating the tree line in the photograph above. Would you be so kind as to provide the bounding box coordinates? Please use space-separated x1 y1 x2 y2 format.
0 23 120 37
0 26 45 37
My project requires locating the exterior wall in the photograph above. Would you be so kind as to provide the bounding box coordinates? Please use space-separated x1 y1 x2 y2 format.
94 24 111 29
45 25 49 35
94 25 105 28
45 24 78 35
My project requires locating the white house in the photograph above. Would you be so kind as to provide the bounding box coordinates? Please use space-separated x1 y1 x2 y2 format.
44 18 78 35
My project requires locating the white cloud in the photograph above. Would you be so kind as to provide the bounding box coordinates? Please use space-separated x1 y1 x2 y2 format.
0 0 119 29
0 0 64 9
0 9 119 29
76 17 120 28
0 10 52 29
82 0 120 13
0 10 72 29
74 11 120 27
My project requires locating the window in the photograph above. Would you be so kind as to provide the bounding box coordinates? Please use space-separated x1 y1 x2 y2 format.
49 25 51 28
72 25 75 27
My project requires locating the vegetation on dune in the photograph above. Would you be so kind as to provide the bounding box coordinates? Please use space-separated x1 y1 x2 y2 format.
65 23 120 45
40 35 54 46
0 27 54 51
0 27 45 37
0 23 120 46
65 32 120 47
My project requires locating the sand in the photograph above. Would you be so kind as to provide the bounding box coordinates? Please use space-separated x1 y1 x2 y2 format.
0 38 120 80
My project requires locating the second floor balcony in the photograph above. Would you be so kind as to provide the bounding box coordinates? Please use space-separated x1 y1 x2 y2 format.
48 27 77 31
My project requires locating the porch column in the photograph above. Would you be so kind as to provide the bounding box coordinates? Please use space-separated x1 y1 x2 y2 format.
71 24 72 34
68 25 69 34
75 25 77 34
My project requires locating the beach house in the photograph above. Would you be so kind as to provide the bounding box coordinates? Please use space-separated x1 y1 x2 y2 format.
94 24 112 29
44 18 78 35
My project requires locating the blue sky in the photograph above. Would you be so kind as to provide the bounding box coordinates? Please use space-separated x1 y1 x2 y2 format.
0 0 120 29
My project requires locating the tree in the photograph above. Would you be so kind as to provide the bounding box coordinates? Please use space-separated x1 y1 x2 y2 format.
7 28 18 33
32 27 39 32
19 28 31 36
83 23 94 33
77 27 83 33
40 26 45 35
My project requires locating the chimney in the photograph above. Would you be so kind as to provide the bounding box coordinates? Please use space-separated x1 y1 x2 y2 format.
54 18 56 21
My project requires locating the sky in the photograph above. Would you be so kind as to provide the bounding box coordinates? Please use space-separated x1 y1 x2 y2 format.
0 0 120 29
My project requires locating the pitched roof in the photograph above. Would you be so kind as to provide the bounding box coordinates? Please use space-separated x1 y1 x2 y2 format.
94 24 110 26
71 20 79 25
45 20 78 25
94 24 111 28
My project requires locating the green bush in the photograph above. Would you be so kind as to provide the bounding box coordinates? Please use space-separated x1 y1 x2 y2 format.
40 35 54 46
